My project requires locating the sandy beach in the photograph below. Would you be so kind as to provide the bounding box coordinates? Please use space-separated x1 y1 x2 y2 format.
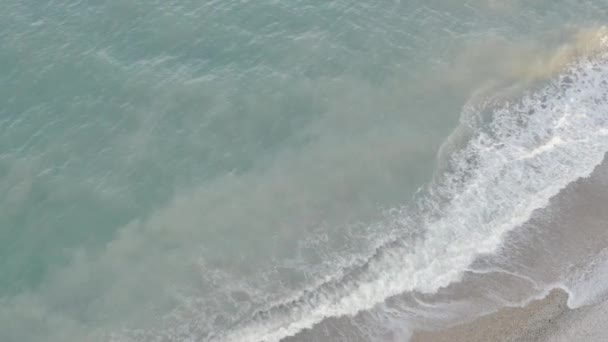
411 157 608 342
411 288 608 342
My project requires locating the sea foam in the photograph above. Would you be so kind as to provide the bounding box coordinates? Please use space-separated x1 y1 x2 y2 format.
209 29 608 342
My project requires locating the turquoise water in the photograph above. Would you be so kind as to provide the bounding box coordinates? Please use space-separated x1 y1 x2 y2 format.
2 1 608 341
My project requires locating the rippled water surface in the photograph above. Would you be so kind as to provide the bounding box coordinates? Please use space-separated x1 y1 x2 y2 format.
2 1 608 341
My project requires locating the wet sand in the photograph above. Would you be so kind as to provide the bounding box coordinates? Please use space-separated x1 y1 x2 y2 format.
410 289 608 342
410 154 608 342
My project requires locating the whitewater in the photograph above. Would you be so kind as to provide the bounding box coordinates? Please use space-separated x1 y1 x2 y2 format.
207 31 608 342
2 2 608 342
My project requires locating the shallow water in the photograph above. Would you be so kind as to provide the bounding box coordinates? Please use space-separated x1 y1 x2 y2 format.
1 1 608 341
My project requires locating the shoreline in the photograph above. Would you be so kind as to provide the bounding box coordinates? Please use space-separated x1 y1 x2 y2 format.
409 288 605 342
411 156 608 342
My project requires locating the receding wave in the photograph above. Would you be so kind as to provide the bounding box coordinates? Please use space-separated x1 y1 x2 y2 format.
209 33 608 342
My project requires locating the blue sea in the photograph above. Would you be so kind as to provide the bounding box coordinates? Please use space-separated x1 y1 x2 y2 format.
2 1 608 341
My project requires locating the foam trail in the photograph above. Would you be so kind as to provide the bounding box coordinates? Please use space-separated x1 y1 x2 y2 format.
564 247 608 309
203 32 608 342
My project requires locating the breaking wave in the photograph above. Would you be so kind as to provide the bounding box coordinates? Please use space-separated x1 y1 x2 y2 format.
209 32 608 342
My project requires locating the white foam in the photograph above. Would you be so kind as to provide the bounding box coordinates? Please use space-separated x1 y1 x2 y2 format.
212 35 608 342
563 247 608 309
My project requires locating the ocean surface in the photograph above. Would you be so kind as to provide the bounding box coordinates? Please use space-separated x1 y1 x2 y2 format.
2 1 608 341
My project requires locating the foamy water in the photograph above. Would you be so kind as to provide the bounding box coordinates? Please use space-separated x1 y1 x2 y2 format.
208 31 608 342
2 2 608 342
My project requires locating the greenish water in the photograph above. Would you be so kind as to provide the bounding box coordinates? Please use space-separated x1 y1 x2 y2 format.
1 1 608 341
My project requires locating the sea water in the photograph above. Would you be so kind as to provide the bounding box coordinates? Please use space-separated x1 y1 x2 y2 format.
1 1 608 341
